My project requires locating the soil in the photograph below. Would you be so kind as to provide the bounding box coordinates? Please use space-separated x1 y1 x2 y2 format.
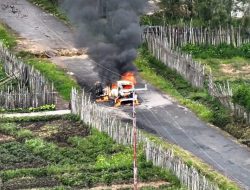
0 133 15 143
90 181 169 190
220 64 250 78
55 94 70 110
0 160 47 171
21 119 90 146
3 177 60 190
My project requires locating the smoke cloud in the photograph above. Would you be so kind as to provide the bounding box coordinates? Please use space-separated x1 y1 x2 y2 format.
61 0 146 84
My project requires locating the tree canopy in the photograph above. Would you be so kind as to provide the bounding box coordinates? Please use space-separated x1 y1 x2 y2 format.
157 0 250 26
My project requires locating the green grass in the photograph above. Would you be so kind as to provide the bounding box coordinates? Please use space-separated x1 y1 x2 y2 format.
28 0 68 23
17 51 80 101
0 24 16 49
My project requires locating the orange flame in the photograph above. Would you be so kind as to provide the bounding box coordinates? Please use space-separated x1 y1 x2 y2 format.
121 72 136 85
111 83 118 89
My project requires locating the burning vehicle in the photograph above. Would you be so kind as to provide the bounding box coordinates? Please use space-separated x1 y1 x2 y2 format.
95 72 139 107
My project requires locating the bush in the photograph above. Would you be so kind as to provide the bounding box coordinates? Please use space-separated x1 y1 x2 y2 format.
232 85 250 112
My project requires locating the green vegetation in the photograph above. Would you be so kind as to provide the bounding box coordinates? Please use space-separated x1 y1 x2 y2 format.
197 57 250 81
0 120 182 189
0 24 16 49
0 142 46 170
143 0 249 28
27 0 68 22
135 44 231 127
233 84 250 111
181 43 250 59
0 104 56 113
17 51 80 101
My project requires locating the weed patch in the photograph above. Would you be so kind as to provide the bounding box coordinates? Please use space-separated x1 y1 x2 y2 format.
0 24 16 49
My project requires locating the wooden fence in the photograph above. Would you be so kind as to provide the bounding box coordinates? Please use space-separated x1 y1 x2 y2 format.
0 42 56 109
208 74 250 124
144 29 250 124
144 25 250 49
144 32 205 88
71 88 220 190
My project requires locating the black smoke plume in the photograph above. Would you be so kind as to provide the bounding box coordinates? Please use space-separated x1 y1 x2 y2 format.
61 0 146 84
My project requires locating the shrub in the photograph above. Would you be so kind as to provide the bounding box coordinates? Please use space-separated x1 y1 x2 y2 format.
232 85 250 112
16 129 34 140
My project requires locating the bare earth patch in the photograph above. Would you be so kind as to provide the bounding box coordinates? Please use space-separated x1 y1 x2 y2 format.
17 39 85 58
22 120 89 146
220 64 250 78
90 181 169 190
0 133 15 143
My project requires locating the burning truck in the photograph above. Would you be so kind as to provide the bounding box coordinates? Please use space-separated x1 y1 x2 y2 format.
95 72 139 107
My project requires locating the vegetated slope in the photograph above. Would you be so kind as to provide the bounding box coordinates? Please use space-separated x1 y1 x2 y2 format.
181 43 250 82
0 118 182 190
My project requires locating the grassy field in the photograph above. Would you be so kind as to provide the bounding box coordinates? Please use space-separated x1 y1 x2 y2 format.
0 119 183 190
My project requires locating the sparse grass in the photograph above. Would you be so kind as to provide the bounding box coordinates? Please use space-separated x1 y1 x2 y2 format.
17 51 80 101
197 57 250 81
28 0 69 23
0 23 16 49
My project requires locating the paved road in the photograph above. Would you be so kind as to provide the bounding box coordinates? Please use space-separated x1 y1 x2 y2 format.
1 0 250 189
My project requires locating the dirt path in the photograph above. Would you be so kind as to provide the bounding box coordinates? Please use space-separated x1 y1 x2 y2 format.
90 181 169 190
0 110 71 118
1 1 250 189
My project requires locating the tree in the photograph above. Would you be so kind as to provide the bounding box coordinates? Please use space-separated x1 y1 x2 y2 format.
158 0 250 26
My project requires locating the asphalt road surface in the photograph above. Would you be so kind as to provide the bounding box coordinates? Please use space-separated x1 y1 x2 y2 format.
1 0 250 189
